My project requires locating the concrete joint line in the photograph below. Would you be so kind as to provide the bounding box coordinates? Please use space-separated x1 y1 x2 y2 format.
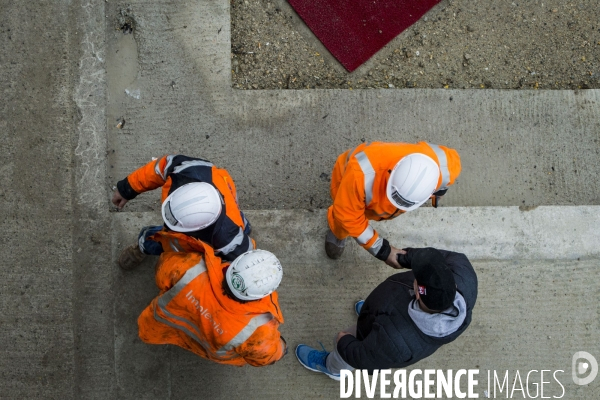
114 206 600 262
75 0 107 211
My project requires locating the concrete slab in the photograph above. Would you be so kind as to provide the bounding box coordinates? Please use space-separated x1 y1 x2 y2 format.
71 0 118 398
2 0 599 398
105 0 600 212
243 207 600 262
112 209 600 399
0 0 77 398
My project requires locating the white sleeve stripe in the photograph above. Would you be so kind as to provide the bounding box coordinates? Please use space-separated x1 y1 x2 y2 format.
173 160 214 173
426 143 450 189
155 155 176 180
355 225 375 245
162 155 176 179
367 237 384 256
154 159 163 179
355 151 375 206
215 227 245 255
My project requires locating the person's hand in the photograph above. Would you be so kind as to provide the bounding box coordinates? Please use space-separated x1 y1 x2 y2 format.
112 189 128 210
385 246 407 269
336 331 354 342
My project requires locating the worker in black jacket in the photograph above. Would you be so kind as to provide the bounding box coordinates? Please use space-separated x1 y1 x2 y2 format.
295 247 478 380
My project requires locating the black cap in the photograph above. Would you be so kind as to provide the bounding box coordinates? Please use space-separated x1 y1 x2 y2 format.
412 248 456 311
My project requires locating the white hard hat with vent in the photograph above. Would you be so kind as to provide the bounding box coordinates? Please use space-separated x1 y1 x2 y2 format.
161 182 222 232
386 153 440 212
226 250 283 301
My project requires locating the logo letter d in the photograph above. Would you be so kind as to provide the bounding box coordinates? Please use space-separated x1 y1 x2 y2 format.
572 351 598 385
340 370 353 398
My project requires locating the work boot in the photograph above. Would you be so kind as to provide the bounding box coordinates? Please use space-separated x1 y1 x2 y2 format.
118 244 146 270
325 242 345 259
325 230 346 259
295 344 340 381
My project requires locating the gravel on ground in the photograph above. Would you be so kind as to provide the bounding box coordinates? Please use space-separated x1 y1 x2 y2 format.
231 0 600 90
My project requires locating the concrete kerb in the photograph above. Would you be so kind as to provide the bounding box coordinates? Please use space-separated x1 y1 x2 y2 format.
110 208 600 399
113 206 600 265
245 206 600 262
94 0 600 397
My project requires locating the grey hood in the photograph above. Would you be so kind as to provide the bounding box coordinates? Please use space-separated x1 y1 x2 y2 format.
408 292 467 338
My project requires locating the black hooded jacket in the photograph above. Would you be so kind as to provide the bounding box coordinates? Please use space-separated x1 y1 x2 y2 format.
336 248 478 372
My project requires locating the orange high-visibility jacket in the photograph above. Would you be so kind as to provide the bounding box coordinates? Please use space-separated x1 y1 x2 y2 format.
327 142 461 258
116 155 255 261
138 241 285 367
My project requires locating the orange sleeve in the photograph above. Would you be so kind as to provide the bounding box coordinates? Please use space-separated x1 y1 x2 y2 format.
127 155 169 194
330 165 377 241
442 146 462 186
236 320 285 367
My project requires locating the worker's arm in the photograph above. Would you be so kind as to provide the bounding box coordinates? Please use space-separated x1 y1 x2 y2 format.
332 167 401 267
237 320 287 367
113 155 173 208
210 169 256 260
336 318 412 372
213 219 256 262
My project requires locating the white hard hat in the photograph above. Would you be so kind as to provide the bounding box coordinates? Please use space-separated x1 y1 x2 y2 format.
226 250 283 301
161 182 222 232
386 153 440 211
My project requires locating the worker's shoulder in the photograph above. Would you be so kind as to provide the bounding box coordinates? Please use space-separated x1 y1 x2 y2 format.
167 154 214 168
362 141 425 150
166 156 219 182
443 251 478 303
362 142 430 164
159 249 204 266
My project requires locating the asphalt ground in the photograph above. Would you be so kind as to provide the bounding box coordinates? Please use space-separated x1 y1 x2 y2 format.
0 0 599 399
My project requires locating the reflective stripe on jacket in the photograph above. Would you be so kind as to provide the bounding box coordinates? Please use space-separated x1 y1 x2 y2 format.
327 142 461 255
150 229 254 258
138 243 285 367
116 155 255 261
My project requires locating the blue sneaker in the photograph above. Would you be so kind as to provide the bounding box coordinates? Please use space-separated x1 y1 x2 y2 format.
295 344 341 381
355 300 365 316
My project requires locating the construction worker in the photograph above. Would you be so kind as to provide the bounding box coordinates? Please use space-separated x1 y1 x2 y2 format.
296 247 477 379
325 142 461 269
112 155 254 269
138 236 287 366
